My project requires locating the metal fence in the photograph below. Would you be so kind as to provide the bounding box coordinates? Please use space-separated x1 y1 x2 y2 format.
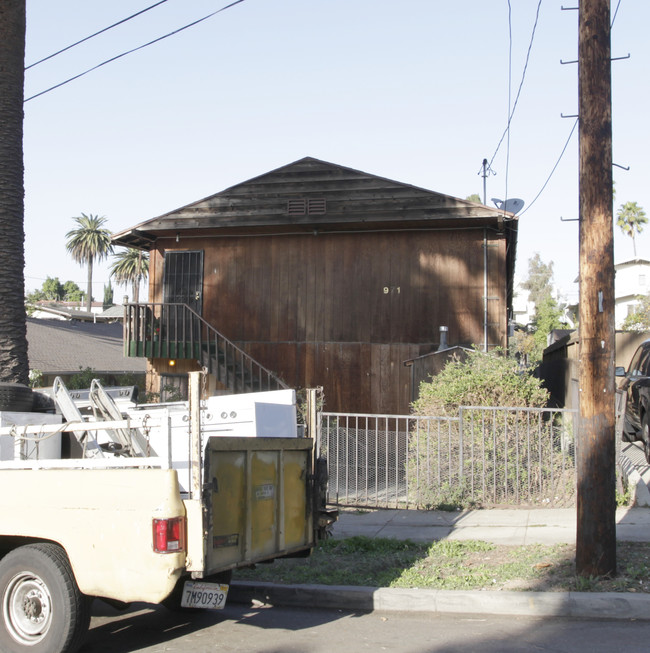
321 407 578 509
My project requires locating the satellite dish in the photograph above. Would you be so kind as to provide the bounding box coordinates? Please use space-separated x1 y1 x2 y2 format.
491 197 525 215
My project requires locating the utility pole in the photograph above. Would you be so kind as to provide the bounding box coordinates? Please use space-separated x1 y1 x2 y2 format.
576 0 616 576
481 159 488 205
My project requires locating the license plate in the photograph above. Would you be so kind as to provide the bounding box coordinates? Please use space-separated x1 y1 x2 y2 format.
180 581 229 610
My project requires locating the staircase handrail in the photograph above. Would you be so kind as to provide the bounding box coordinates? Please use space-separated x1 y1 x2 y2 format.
124 302 288 389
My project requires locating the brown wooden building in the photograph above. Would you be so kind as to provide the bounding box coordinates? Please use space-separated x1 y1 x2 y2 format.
112 157 518 414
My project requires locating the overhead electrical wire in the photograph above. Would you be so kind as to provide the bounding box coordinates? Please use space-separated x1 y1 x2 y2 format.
519 118 578 216
504 0 513 209
25 0 246 102
25 0 170 70
518 0 624 216
486 0 544 172
611 0 622 27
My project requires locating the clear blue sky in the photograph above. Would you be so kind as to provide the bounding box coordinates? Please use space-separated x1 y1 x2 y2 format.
22 0 650 307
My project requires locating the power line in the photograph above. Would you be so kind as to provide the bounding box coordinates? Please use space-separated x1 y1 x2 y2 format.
519 117 578 216
611 0 623 27
518 0 622 216
25 275 117 287
25 1 170 70
25 0 246 102
504 0 513 208
486 0 544 171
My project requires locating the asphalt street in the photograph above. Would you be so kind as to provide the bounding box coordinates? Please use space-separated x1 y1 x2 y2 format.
77 506 650 651
81 600 650 653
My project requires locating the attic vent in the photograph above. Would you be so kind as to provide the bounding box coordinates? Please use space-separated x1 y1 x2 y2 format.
286 199 327 216
308 198 327 215
287 199 306 216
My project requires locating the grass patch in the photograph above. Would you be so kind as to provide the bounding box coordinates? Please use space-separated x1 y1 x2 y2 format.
233 537 650 593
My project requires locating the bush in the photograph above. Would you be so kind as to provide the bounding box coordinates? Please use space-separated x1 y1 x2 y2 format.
412 348 549 417
407 349 573 510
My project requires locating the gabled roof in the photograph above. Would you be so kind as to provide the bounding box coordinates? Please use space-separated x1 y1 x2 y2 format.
26 318 146 375
112 157 517 249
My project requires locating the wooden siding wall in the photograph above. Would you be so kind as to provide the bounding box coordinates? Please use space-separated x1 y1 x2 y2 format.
149 228 508 414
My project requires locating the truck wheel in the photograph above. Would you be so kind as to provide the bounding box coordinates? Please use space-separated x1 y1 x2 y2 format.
0 543 90 653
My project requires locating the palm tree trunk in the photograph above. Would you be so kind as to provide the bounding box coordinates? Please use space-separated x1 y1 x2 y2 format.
0 1 29 385
86 256 93 313
133 249 141 303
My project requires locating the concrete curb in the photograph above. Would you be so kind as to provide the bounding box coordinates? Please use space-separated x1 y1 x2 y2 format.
229 581 650 620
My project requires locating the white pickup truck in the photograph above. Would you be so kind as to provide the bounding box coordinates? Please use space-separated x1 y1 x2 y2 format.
0 373 333 653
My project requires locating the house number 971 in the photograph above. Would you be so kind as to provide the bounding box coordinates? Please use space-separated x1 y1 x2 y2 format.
383 287 400 294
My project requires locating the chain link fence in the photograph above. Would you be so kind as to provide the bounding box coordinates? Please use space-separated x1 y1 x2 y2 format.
321 407 577 509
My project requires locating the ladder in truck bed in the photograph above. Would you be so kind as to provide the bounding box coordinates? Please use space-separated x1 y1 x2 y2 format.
89 379 153 457
52 377 153 457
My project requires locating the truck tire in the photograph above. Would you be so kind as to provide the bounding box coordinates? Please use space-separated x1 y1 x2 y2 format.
0 543 91 653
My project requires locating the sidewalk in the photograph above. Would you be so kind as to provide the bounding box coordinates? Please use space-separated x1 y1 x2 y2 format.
331 505 650 545
229 506 650 621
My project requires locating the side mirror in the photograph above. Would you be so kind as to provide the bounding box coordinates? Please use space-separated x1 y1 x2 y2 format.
615 366 626 377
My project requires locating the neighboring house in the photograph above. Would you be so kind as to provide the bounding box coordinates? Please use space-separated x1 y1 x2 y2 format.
111 157 519 414
512 282 576 336
512 281 536 327
98 304 127 322
26 318 146 389
28 302 128 324
29 301 105 321
615 259 650 328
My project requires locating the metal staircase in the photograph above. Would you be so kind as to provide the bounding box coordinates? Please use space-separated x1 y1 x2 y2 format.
123 302 287 394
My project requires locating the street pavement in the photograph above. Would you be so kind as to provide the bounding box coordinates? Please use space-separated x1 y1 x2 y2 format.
84 602 650 652
229 506 650 621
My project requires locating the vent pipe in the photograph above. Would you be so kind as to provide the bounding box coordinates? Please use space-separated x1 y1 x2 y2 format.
437 326 449 352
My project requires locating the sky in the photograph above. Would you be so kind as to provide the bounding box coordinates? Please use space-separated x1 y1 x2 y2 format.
21 0 650 309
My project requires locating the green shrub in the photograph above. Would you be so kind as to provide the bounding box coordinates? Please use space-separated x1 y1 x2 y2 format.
412 347 549 417
407 349 572 510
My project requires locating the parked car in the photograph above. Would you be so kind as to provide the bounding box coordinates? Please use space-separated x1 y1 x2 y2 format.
617 339 650 461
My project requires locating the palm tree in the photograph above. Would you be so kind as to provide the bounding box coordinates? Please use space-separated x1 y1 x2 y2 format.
66 214 114 313
110 248 149 303
0 1 29 386
616 201 648 258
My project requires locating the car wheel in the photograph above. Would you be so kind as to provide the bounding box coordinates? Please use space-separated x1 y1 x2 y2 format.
643 415 650 464
0 543 90 653
622 415 637 442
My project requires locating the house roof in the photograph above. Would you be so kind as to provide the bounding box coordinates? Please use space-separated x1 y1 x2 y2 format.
26 318 146 375
99 304 126 320
615 258 650 270
112 156 518 248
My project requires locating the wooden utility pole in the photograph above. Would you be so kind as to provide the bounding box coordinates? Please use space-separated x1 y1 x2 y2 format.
576 0 616 576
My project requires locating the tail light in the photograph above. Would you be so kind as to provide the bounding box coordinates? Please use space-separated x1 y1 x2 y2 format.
153 517 186 553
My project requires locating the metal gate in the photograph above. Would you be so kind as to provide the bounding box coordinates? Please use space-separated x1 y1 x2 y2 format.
321 407 577 509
